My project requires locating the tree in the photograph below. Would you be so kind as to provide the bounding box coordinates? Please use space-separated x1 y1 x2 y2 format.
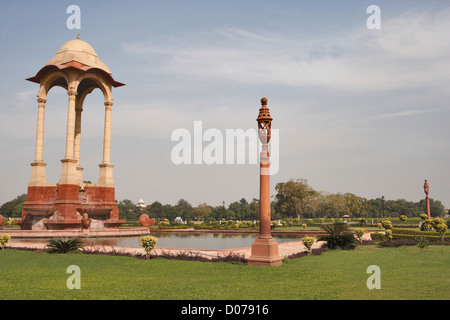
176 199 193 220
248 198 259 220
147 201 163 218
344 193 366 218
192 203 211 221
0 194 27 218
275 179 317 219
117 199 137 220
318 193 347 218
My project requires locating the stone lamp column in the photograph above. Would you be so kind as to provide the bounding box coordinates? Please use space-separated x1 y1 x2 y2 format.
248 97 283 267
424 179 431 219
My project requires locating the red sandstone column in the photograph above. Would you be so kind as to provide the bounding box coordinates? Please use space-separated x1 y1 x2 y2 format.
424 179 431 219
248 98 282 267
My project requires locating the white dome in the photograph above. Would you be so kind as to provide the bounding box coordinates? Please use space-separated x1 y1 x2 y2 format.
45 36 111 74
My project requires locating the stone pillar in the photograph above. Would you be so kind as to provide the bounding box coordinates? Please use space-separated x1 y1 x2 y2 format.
248 98 282 267
59 87 78 185
98 100 114 185
29 96 47 186
102 100 113 164
74 102 83 184
424 180 431 219
259 144 272 237
35 97 46 162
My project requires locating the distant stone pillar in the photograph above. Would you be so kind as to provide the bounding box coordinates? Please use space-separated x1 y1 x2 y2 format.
248 98 282 267
29 96 47 186
424 179 431 219
98 100 114 185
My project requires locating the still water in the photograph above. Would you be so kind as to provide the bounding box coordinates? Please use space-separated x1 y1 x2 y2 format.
16 232 304 250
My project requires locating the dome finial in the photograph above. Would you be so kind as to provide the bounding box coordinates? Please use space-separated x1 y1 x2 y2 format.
77 34 80 40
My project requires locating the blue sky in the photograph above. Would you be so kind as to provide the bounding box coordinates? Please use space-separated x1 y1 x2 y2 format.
1 1 450 209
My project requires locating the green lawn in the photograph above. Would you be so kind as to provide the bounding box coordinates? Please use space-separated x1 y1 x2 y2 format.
0 245 449 300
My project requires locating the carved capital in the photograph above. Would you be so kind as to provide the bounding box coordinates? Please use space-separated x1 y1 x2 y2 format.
67 87 77 100
37 96 47 105
104 100 114 110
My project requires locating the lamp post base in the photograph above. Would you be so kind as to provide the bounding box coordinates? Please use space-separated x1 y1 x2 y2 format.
248 236 283 267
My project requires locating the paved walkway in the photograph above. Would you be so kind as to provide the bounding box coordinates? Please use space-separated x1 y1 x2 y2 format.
5 232 374 260
6 239 317 259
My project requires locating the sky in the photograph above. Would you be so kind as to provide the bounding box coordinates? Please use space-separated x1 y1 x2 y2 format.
1 1 450 209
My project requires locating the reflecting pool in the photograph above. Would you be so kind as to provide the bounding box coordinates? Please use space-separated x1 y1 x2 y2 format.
14 232 305 250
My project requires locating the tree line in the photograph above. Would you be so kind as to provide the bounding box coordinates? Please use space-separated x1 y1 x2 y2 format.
0 179 446 221
119 179 446 221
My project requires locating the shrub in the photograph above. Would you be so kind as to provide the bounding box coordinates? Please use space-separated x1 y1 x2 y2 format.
391 228 450 242
0 234 11 249
385 229 393 242
354 228 365 242
381 219 393 230
420 219 433 231
287 248 329 259
415 236 429 249
370 232 384 242
318 223 358 250
301 236 315 253
378 239 417 247
140 235 158 258
432 219 448 242
399 215 408 222
301 224 307 230
320 234 358 250
46 237 83 254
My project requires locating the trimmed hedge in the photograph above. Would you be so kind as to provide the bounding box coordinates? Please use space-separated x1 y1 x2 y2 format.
370 232 385 242
392 228 450 242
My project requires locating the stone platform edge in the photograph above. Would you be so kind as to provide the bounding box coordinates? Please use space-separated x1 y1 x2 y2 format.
0 227 150 239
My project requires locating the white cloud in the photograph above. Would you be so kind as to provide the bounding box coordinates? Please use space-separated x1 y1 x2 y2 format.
371 108 443 120
122 9 450 93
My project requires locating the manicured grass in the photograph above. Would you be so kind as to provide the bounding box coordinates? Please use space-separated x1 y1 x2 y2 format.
0 245 449 300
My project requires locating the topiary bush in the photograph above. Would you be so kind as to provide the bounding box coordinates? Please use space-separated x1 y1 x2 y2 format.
381 219 393 230
140 235 158 258
301 236 315 253
385 229 393 241
354 228 365 242
0 234 11 250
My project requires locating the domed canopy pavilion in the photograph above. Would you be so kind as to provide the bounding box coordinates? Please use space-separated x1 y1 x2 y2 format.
19 35 125 230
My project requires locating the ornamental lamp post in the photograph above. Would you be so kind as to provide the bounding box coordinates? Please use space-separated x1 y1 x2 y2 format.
248 97 283 267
